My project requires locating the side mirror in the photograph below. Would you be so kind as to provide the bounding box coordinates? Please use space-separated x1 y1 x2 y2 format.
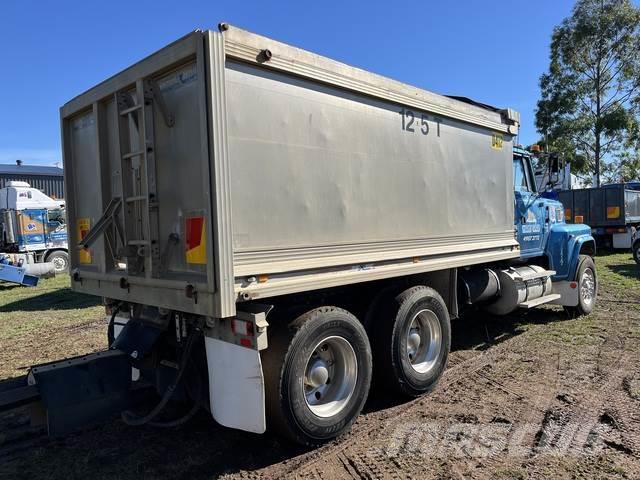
549 153 560 173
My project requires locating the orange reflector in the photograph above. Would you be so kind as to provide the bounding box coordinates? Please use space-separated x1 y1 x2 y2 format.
564 209 571 221
570 282 577 289
606 206 621 219
575 215 584 224
530 144 541 153
257 274 269 283
412 257 420 263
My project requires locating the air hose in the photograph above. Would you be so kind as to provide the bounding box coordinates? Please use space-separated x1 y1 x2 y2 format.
107 303 122 347
121 322 203 428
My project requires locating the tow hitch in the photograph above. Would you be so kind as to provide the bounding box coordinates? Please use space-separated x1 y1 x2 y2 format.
0 350 133 436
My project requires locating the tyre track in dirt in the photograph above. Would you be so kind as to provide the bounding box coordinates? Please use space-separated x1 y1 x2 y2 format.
535 322 639 459
251 325 538 479
2 298 638 479
255 303 640 479
0 409 46 461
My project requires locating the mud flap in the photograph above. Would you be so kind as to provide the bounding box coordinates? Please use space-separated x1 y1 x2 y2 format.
29 350 131 436
204 337 266 434
551 280 580 306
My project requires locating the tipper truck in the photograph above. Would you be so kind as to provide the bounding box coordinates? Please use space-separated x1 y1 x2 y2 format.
559 184 640 261
1 24 597 446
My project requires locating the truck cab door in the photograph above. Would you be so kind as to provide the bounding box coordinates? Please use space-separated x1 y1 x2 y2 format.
514 157 545 257
44 208 68 248
19 209 47 250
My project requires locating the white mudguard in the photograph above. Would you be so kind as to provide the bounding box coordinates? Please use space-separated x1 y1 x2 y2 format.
551 281 579 306
204 337 266 433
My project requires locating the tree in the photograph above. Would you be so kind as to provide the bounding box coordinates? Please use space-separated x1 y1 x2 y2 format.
602 149 640 182
535 0 640 187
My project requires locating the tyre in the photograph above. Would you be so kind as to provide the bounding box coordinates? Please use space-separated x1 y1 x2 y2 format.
373 286 451 397
46 250 69 273
262 306 372 446
633 241 640 265
565 255 597 317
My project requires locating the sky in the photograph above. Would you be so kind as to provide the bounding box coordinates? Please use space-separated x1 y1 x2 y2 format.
1 0 579 166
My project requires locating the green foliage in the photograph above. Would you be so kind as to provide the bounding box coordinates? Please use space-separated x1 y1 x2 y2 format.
535 0 640 185
602 149 640 182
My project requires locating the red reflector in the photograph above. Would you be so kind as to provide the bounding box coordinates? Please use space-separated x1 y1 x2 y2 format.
185 216 204 250
239 338 252 348
570 282 577 289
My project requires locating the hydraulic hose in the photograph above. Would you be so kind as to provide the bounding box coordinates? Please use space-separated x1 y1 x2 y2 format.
120 322 202 427
147 373 202 428
107 303 122 347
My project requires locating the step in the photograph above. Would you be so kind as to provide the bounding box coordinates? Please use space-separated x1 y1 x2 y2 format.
127 240 150 246
122 150 145 160
519 293 561 309
125 195 147 203
120 104 143 116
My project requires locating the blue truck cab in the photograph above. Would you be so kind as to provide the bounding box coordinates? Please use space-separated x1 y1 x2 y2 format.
513 146 597 314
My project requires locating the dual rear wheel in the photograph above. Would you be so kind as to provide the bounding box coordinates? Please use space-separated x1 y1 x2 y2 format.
262 287 451 445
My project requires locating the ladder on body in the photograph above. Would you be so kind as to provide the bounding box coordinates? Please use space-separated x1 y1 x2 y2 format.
114 78 174 277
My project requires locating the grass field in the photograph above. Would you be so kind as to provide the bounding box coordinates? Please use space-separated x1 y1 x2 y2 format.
0 275 104 379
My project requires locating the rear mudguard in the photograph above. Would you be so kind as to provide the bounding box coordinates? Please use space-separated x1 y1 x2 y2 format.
546 223 596 282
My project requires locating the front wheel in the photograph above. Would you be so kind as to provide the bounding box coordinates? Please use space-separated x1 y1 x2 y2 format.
262 307 372 446
46 250 69 273
633 240 640 265
565 255 597 317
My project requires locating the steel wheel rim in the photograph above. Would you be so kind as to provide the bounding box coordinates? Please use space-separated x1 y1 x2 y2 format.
406 309 442 374
580 268 595 306
51 256 67 272
303 336 358 418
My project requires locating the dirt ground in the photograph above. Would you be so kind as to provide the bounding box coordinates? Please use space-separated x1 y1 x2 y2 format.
0 252 638 479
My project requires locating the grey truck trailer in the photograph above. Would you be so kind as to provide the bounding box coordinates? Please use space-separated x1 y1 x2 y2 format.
2 24 597 446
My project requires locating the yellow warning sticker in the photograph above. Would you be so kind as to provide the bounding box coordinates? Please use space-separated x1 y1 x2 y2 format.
78 218 92 264
606 206 621 219
491 133 504 150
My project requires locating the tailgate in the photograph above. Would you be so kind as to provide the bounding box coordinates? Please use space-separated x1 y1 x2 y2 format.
61 32 219 316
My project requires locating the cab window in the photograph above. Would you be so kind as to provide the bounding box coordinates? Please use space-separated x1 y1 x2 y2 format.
513 158 530 192
47 208 66 225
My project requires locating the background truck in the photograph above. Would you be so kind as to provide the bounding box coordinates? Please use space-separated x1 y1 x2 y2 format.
534 152 640 262
559 184 640 262
0 180 69 273
2 24 597 446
